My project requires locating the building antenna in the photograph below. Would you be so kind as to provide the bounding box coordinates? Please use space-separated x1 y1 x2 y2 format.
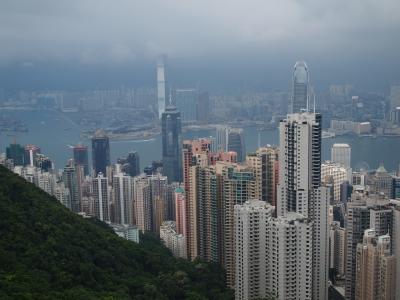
169 89 172 105
313 94 316 113
258 132 261 149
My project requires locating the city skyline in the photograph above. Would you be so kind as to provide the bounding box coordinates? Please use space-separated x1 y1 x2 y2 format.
1 58 400 300
1 1 400 299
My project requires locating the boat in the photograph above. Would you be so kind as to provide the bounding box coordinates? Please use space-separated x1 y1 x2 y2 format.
322 131 336 139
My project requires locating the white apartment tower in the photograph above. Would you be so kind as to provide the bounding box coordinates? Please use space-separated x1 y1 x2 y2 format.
234 200 274 300
113 167 134 225
234 199 313 300
277 112 329 300
92 172 110 221
268 213 313 300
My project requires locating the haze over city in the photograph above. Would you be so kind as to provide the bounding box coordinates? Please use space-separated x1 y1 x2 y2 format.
0 0 399 91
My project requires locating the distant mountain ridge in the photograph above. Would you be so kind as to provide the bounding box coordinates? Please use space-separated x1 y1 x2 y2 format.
0 166 232 300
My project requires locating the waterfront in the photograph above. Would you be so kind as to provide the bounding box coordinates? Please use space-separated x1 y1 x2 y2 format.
1 110 399 172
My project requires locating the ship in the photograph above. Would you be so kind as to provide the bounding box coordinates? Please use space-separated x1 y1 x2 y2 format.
322 131 336 139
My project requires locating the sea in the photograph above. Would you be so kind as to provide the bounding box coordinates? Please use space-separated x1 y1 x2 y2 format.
1 110 399 172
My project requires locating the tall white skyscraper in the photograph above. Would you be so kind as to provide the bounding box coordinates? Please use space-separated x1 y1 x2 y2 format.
234 200 313 300
268 213 313 300
113 166 134 225
277 112 329 300
157 55 167 119
92 172 110 221
331 143 351 169
234 200 274 300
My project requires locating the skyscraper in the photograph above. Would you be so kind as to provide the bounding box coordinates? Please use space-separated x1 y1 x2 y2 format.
6 143 25 166
369 164 394 198
182 138 213 260
117 151 140 177
113 166 134 225
182 138 242 265
92 172 110 221
157 55 167 119
54 181 71 209
174 88 198 122
197 92 210 123
73 144 89 176
174 187 186 236
268 213 313 300
234 200 313 300
37 171 56 195
331 143 351 169
161 105 182 182
246 146 279 206
392 206 400 300
277 112 329 300
290 61 309 113
222 164 255 288
355 229 396 300
215 125 229 152
91 130 110 177
36 154 53 172
234 200 275 300
133 175 152 232
321 161 349 203
227 128 246 162
24 144 41 167
344 193 393 300
330 221 347 278
63 160 81 213
149 174 168 233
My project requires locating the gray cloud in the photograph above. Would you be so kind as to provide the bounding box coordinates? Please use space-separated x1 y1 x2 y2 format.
0 0 399 75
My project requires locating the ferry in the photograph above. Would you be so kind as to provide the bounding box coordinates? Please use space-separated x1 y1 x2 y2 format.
322 131 335 139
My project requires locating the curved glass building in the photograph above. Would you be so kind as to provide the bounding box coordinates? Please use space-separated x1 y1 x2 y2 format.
290 61 309 113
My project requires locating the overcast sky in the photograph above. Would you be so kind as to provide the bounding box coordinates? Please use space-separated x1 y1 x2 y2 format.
0 0 399 90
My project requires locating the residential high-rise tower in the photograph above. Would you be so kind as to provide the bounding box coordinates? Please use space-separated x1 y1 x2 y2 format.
277 112 329 300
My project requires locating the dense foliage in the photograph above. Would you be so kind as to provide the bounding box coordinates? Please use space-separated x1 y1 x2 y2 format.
0 166 233 300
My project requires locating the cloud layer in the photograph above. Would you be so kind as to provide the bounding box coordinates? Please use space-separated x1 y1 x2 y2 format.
0 0 399 65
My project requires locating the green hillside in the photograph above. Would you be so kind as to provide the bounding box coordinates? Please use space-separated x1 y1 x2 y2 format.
0 166 233 300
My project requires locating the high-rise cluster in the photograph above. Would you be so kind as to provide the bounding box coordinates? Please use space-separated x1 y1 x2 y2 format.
3 60 400 300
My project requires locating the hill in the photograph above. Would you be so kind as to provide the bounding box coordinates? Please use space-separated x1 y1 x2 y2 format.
0 166 233 300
